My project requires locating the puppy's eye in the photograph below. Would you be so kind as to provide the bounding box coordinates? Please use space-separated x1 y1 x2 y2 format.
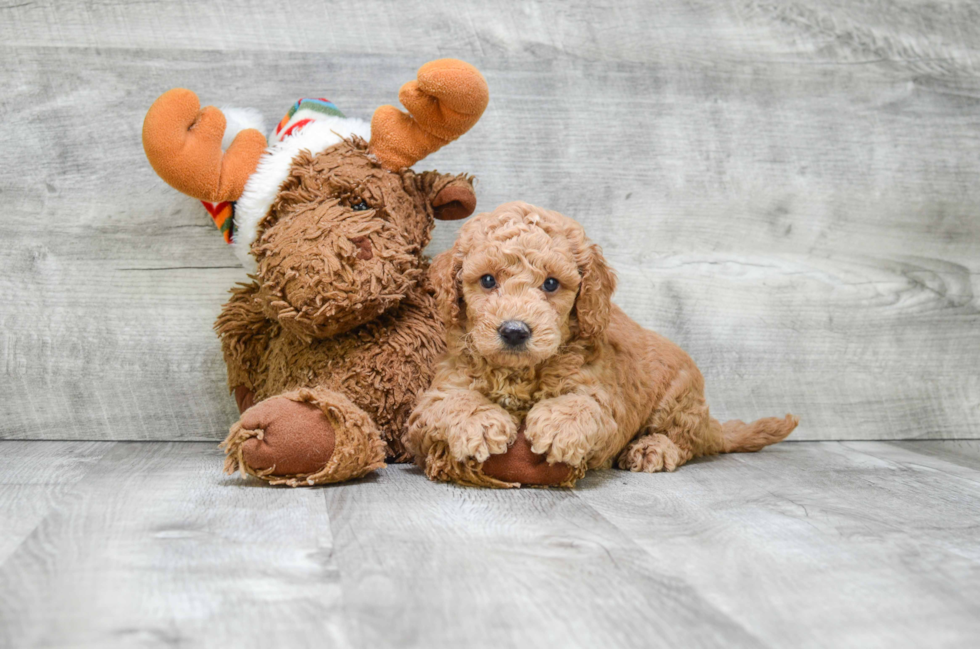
480 274 496 289
351 199 369 211
542 277 560 293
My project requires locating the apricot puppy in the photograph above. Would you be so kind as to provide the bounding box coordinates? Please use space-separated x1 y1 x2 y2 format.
405 201 798 487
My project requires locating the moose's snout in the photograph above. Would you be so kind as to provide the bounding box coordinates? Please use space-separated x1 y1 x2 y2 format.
498 320 532 348
350 236 373 261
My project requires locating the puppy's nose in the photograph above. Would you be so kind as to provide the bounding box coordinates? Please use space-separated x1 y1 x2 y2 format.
498 320 532 347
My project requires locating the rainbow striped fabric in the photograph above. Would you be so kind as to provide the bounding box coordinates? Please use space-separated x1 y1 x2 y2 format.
201 200 235 244
273 98 346 142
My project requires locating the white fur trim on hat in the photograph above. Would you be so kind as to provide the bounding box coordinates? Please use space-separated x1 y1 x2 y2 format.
219 107 266 151
232 116 371 272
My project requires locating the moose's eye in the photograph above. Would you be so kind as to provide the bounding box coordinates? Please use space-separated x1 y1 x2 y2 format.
480 274 496 289
351 199 369 211
542 277 560 293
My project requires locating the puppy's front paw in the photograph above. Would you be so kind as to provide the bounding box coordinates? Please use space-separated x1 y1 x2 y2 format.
446 408 519 463
524 396 606 467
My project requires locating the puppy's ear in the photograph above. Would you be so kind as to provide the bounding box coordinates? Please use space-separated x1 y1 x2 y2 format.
573 242 617 343
416 171 477 221
429 245 465 328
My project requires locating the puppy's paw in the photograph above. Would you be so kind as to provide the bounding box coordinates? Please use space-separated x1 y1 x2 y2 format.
447 407 519 463
617 434 686 473
524 395 606 467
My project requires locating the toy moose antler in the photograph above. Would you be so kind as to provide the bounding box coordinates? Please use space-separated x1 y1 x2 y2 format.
142 60 496 486
369 59 490 170
142 89 268 203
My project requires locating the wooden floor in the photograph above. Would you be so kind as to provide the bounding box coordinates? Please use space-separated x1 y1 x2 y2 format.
1 440 977 648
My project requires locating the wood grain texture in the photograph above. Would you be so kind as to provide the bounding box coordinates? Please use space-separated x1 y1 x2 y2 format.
0 442 350 649
575 440 980 648
3 440 977 648
0 441 111 564
323 458 762 648
1 1 979 440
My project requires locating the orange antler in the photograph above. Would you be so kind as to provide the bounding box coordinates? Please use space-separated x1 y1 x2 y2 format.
142 89 267 202
369 59 489 170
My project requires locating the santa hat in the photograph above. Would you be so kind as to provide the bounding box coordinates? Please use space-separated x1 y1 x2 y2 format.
142 60 489 273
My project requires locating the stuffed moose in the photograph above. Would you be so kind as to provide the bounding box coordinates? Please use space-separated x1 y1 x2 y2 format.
142 59 507 486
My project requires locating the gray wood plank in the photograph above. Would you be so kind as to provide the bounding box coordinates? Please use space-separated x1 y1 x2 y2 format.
323 461 764 649
574 441 980 648
0 440 112 564
2 1 980 441
3 0 979 67
887 439 980 472
0 442 349 649
0 440 978 647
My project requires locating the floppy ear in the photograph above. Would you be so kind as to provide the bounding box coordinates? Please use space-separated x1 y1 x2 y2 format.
416 171 477 221
429 246 466 328
573 242 617 343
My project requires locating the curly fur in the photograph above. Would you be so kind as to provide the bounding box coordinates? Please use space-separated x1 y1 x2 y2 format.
406 202 798 487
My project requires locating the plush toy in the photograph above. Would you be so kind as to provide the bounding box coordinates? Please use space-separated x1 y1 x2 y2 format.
405 202 799 488
142 59 489 486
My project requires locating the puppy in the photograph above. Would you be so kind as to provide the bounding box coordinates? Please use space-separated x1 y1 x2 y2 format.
406 202 798 487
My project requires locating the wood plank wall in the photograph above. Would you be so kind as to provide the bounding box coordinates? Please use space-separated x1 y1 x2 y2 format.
2 1 978 440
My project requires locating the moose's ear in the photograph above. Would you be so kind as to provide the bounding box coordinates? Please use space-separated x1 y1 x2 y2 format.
432 181 476 221
417 172 477 221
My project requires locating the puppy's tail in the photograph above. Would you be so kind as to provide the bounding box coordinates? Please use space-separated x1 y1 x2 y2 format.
717 414 799 453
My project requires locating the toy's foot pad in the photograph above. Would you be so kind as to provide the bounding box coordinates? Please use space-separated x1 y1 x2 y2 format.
222 389 388 486
237 397 336 475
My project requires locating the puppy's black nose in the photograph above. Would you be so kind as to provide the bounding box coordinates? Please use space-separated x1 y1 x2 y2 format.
498 320 532 347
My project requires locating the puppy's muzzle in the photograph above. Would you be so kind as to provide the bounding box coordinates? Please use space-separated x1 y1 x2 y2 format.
498 320 532 348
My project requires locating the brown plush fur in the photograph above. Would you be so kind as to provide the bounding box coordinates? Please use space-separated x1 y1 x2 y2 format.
219 137 476 485
405 202 799 487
